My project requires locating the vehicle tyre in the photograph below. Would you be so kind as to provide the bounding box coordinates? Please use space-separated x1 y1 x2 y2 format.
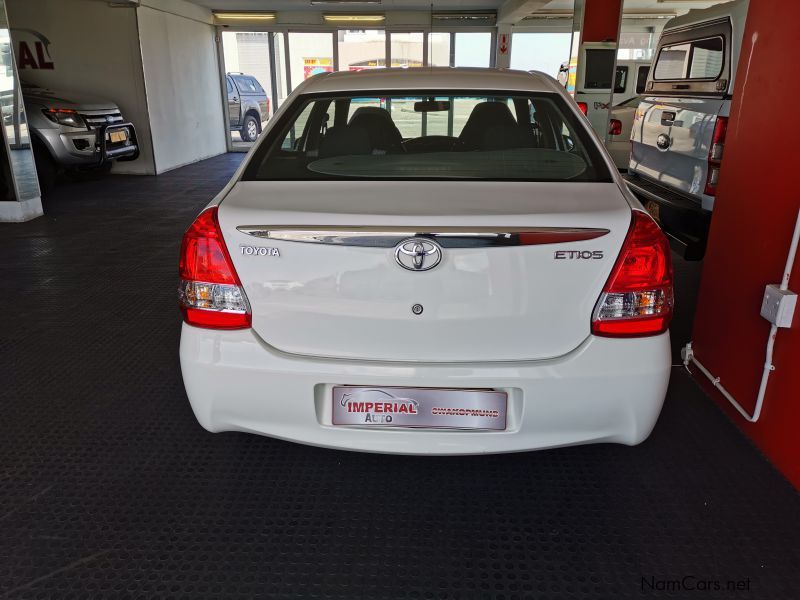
240 114 260 142
32 139 57 195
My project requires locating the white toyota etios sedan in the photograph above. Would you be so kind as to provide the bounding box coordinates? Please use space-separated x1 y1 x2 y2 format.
179 68 673 455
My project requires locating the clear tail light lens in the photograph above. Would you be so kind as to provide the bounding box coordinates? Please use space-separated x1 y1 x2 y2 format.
178 206 251 329
592 210 674 337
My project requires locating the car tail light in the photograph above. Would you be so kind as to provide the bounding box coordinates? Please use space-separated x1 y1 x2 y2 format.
592 211 673 337
608 119 622 136
577 102 588 116
178 206 251 329
703 116 728 196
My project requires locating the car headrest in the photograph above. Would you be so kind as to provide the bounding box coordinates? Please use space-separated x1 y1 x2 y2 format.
459 102 518 150
348 106 404 153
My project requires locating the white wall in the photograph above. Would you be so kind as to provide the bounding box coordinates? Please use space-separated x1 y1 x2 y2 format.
6 0 155 174
137 0 227 174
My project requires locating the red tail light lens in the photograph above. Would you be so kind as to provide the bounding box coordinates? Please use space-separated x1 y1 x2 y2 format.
608 119 622 136
704 116 728 196
592 211 673 337
178 206 251 330
577 102 588 116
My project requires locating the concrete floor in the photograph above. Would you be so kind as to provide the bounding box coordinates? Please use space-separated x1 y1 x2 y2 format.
1 153 798 599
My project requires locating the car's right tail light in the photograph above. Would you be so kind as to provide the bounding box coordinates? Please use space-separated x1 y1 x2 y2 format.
178 206 251 330
608 119 622 136
704 116 728 196
592 211 673 337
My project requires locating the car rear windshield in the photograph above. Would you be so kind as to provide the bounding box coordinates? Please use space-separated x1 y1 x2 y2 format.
242 91 612 182
653 36 725 81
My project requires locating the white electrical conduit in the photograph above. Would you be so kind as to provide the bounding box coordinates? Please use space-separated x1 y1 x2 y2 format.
683 208 800 422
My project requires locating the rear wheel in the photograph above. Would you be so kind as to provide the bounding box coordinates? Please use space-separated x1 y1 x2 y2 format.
240 114 260 142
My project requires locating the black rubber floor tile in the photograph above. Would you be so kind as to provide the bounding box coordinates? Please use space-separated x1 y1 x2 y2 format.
1 154 798 599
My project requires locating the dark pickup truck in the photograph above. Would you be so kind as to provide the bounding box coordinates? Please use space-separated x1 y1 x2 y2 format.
226 73 270 142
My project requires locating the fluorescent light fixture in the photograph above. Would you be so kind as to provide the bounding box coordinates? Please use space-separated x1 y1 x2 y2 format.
312 0 381 4
322 13 385 22
213 11 277 20
432 12 496 21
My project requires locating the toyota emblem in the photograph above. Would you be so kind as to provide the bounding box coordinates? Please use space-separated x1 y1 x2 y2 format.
656 133 671 150
394 238 442 271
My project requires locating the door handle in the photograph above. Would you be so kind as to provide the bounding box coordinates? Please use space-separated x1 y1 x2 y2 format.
661 111 676 126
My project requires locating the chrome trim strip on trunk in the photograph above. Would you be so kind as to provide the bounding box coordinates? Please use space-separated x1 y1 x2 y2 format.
236 226 609 248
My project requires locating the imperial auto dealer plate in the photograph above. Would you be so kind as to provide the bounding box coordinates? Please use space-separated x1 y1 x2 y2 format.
332 386 507 430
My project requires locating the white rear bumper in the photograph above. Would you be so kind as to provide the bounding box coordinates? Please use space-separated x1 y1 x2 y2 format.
179 325 671 455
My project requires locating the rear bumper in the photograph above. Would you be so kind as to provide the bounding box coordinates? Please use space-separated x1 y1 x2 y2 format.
623 173 711 260
179 325 671 455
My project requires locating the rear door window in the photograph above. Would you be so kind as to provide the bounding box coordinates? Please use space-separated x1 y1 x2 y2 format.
249 77 265 93
654 36 724 81
614 66 629 94
232 75 258 93
635 66 650 94
648 17 730 97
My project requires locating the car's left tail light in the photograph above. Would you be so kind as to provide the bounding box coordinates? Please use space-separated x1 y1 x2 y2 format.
178 206 251 329
592 210 673 337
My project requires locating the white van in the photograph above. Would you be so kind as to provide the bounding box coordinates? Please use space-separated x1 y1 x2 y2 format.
613 60 651 105
625 0 749 259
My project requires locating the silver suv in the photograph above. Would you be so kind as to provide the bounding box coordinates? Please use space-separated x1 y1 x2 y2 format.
24 84 139 190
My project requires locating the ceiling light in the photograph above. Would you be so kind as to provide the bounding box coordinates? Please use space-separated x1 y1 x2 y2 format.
322 14 385 23
312 0 381 4
213 12 277 21
432 12 496 21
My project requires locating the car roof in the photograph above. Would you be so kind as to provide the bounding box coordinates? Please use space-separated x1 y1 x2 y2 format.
296 67 561 95
662 0 748 32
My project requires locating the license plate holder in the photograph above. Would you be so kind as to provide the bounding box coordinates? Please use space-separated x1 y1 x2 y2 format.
332 386 507 430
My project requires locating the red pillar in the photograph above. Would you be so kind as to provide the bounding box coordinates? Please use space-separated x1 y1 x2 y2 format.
690 1 800 488
580 0 623 43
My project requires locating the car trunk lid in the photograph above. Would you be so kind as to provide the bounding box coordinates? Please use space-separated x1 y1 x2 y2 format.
218 181 631 362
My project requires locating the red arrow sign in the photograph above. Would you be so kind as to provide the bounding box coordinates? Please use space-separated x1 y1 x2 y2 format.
499 34 508 55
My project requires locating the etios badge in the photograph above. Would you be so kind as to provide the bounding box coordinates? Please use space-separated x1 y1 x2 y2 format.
394 238 442 271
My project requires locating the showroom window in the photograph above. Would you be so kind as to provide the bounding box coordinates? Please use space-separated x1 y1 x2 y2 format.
221 31 275 149
389 32 424 67
338 29 387 71
288 32 335 90
510 33 572 79
427 32 452 66
454 32 492 67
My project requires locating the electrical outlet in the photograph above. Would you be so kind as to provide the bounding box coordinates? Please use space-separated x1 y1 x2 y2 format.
760 284 797 328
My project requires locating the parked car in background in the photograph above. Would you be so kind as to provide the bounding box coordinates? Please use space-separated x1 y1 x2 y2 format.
607 96 641 170
23 83 139 191
226 73 270 142
625 0 749 259
178 68 673 455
